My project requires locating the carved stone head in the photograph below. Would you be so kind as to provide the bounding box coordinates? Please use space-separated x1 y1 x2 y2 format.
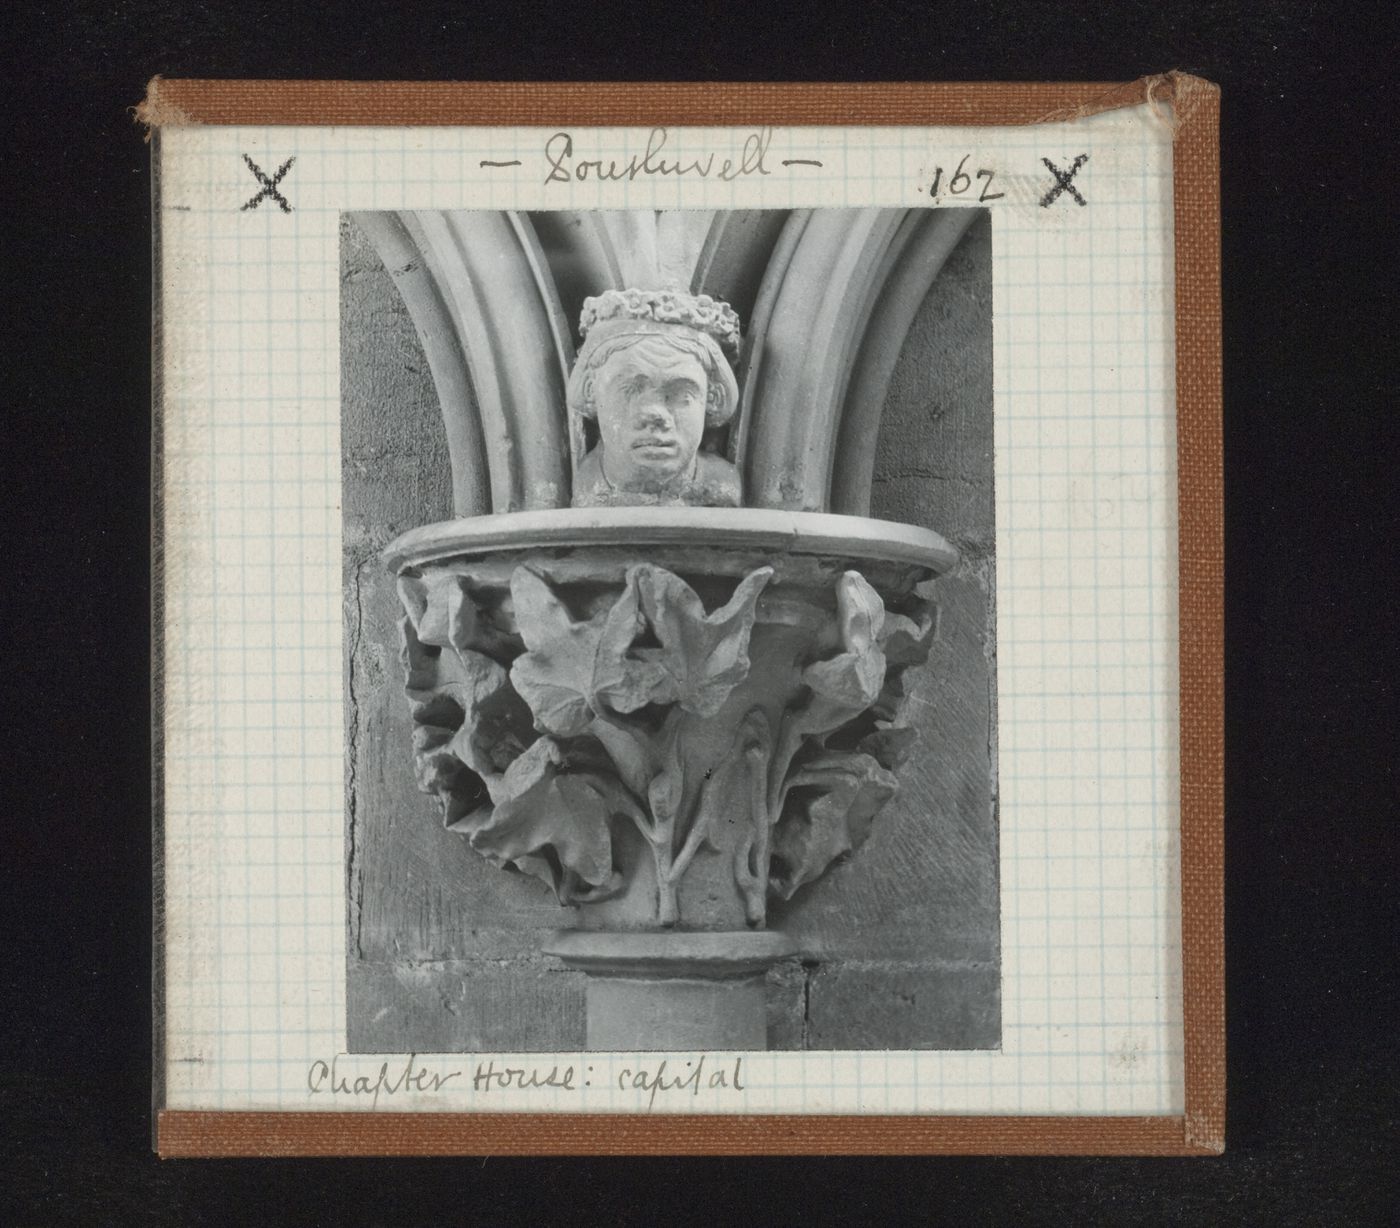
568 290 743 508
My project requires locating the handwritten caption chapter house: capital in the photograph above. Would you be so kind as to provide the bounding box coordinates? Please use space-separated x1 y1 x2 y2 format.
308 1053 749 1112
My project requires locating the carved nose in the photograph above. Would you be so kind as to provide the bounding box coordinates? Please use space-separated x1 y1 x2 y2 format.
637 402 672 430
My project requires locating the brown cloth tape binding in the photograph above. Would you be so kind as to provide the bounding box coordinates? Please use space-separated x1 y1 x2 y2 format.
148 74 1223 1157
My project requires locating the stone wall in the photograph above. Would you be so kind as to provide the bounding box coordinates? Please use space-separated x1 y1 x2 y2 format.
341 210 999 1051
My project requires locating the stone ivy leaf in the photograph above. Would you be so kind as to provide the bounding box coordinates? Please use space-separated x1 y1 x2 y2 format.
396 576 433 640
398 613 439 693
493 734 565 798
446 581 521 660
432 642 508 736
448 736 618 900
410 723 463 795
871 603 937 723
400 573 520 661
587 714 656 802
802 571 888 712
858 724 920 771
768 751 898 901
880 606 936 668
444 680 535 800
509 567 659 734
397 573 462 648
442 640 510 704
399 604 537 804
401 614 509 790
508 568 612 736
589 570 671 715
624 564 774 718
559 868 626 906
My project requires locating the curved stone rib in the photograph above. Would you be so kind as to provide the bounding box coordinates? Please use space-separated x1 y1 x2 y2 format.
589 210 716 290
692 209 793 468
727 209 812 472
742 208 910 510
691 209 792 333
509 214 577 389
411 210 572 512
526 210 626 335
829 208 981 516
596 210 661 287
349 211 492 517
525 210 626 471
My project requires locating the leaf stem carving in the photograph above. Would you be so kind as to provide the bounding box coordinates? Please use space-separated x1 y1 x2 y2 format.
734 709 775 925
587 711 654 800
669 770 716 887
644 713 688 925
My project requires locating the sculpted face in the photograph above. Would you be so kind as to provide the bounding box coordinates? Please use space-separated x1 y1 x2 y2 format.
593 337 708 491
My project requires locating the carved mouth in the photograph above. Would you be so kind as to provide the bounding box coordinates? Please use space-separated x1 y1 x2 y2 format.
632 437 679 455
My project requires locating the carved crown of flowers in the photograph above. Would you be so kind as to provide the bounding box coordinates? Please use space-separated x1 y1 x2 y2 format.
578 289 742 364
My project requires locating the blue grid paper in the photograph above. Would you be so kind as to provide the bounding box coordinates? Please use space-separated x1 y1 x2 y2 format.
158 111 1183 1115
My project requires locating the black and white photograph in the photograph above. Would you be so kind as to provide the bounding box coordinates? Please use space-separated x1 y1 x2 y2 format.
339 207 1000 1053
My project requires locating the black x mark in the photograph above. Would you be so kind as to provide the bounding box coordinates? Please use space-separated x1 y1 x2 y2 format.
241 154 295 213
1040 154 1088 207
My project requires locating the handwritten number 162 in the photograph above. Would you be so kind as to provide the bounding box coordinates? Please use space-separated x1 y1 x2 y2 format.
927 156 1004 202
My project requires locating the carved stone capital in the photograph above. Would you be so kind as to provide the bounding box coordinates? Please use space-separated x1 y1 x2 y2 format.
388 512 949 932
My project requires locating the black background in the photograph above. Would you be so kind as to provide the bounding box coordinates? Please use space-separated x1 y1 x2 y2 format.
3 1 1394 1223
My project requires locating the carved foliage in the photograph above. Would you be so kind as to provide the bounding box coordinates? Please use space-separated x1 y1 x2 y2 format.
739 572 936 919
397 562 934 926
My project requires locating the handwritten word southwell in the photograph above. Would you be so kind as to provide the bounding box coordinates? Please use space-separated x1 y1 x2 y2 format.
544 128 774 185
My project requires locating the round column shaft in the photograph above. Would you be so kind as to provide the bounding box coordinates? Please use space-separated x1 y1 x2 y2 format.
545 931 796 1051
